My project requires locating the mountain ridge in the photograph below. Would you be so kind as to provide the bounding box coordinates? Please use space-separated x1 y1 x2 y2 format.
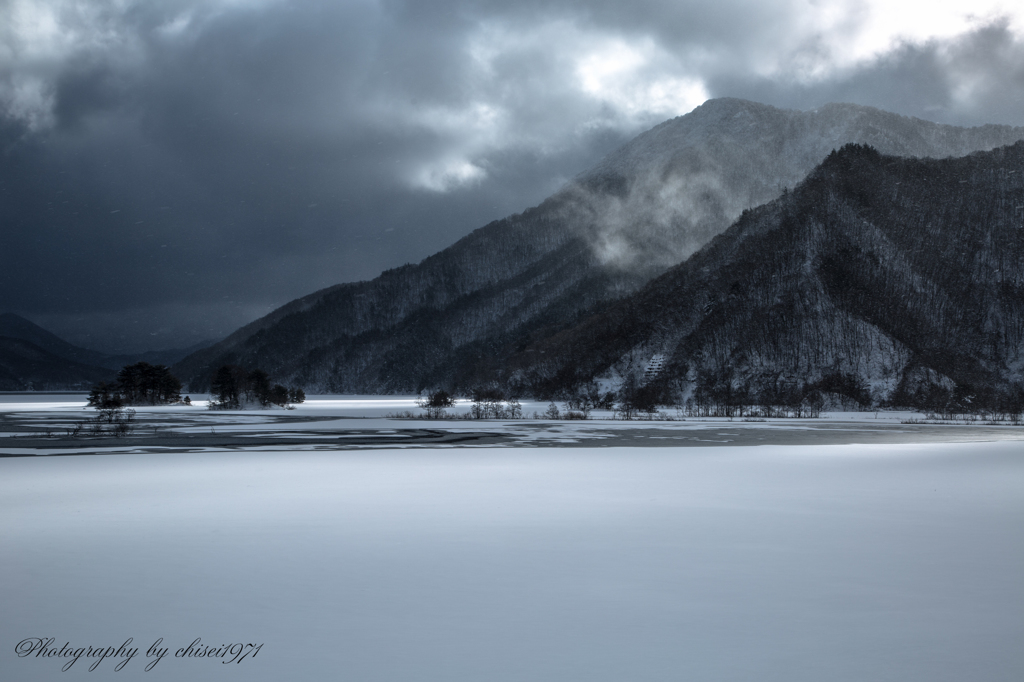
172 98 1024 394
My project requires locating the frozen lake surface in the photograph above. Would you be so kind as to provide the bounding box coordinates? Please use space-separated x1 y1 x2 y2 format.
2 396 1023 680
3 394 1024 454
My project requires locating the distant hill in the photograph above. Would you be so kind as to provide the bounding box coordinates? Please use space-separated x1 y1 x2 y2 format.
0 313 213 389
0 337 115 391
0 313 109 367
173 98 1024 394
508 142 1024 408
102 341 217 371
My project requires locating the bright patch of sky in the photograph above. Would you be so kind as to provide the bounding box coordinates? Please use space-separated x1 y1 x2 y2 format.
574 36 709 121
852 0 1020 56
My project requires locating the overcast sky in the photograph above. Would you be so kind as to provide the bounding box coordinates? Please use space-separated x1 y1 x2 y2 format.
2 0 1023 353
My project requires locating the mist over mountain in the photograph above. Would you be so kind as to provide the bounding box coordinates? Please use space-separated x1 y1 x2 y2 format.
173 99 1024 394
514 142 1024 408
569 98 1024 269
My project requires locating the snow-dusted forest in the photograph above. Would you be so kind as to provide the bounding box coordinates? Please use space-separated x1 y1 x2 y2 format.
517 142 1024 410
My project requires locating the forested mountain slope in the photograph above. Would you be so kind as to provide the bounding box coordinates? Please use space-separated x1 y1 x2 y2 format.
513 142 1024 408
174 99 1024 393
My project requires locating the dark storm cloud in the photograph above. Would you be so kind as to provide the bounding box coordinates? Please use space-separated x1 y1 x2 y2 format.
1 0 1022 352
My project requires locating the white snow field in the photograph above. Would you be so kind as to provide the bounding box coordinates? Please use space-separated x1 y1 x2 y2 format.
2 396 1023 681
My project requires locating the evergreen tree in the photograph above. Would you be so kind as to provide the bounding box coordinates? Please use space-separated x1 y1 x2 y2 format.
88 363 182 407
208 365 305 409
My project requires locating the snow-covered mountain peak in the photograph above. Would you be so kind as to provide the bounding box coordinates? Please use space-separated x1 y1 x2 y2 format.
579 98 1024 187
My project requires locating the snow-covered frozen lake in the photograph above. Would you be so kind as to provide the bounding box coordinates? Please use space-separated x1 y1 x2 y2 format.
2 396 1023 680
4 394 1023 453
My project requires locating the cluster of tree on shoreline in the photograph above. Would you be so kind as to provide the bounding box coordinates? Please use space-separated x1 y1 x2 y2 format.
88 362 185 408
84 361 1021 423
208 365 305 409
409 370 1024 422
87 362 304 410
